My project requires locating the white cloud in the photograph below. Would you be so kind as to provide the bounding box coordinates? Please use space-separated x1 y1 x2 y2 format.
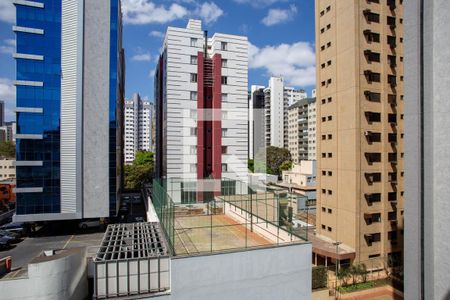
149 30 165 38
194 2 223 24
132 53 152 61
0 0 15 24
233 0 288 7
0 39 15 55
249 41 316 87
121 0 224 25
0 78 16 121
262 4 297 26
121 0 188 25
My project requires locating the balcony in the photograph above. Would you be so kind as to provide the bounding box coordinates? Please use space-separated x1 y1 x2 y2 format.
388 94 397 106
364 90 381 102
387 0 396 10
365 70 381 83
365 152 382 165
387 16 396 29
388 153 398 164
364 50 380 63
388 133 397 144
365 172 381 185
388 172 398 184
365 193 381 205
365 131 382 143
365 111 381 123
388 75 397 87
388 36 396 48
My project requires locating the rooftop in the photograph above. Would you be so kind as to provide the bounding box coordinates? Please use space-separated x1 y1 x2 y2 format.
152 178 309 256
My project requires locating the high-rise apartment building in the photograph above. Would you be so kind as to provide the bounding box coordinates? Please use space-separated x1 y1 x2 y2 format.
249 85 265 160
124 93 153 164
263 77 307 149
404 1 450 299
0 101 4 127
315 0 404 263
287 97 316 163
154 19 248 181
13 0 124 221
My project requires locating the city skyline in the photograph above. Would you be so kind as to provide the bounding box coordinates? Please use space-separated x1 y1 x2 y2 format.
0 0 316 121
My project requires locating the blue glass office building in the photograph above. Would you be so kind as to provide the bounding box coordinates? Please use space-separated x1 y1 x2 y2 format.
13 0 124 221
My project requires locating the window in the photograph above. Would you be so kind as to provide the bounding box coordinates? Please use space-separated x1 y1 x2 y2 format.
190 109 197 119
221 76 228 85
190 56 197 65
327 208 332 214
327 115 332 121
221 42 227 51
369 254 381 259
322 207 326 212
326 5 331 12
190 91 197 100
321 225 326 229
327 42 331 48
221 93 228 102
190 73 198 83
327 171 332 176
190 38 197 47
327 227 332 232
221 128 228 137
221 163 228 172
322 189 326 194
327 190 332 195
190 128 197 136
221 146 228 154
222 59 228 68
190 164 197 173
364 10 380 23
322 171 326 175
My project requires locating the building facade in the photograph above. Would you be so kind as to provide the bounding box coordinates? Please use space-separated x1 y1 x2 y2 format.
0 122 16 143
287 97 316 163
263 77 307 149
155 19 248 182
13 0 124 221
404 1 450 299
0 159 16 181
315 0 404 263
248 85 265 160
124 93 153 164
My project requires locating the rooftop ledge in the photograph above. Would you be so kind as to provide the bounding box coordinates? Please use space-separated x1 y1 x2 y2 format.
151 178 310 257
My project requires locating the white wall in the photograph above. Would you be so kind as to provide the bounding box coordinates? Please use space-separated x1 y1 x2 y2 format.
160 244 312 300
0 249 88 300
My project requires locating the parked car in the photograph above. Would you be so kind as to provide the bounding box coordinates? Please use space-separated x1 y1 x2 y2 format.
0 222 26 236
0 230 19 243
78 219 101 229
0 237 11 250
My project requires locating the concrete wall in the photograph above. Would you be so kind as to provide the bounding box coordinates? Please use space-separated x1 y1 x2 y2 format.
162 244 312 300
0 249 88 300
404 0 450 299
83 0 111 218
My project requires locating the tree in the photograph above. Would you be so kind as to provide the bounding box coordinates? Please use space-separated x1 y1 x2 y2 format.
265 146 292 176
124 151 154 190
248 159 254 173
0 141 15 158
278 160 293 174
337 267 351 286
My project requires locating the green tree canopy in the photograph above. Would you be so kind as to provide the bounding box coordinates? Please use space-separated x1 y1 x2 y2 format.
265 146 292 176
279 160 293 174
124 151 154 190
0 141 15 159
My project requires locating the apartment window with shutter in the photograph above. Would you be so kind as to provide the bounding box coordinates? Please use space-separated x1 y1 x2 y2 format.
221 42 227 51
222 59 228 68
222 93 228 102
190 56 197 65
221 76 228 85
190 73 198 83
190 38 197 47
190 91 197 100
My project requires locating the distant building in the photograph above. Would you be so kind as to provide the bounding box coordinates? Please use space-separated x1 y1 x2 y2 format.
0 159 15 181
249 85 265 160
0 101 4 126
124 93 153 164
287 97 316 162
13 0 125 222
0 122 16 143
280 161 316 203
262 77 307 149
155 19 248 182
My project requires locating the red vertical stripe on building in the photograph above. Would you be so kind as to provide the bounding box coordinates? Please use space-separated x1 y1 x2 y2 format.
197 51 205 180
212 54 222 180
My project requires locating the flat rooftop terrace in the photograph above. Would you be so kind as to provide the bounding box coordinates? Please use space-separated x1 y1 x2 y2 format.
152 178 310 256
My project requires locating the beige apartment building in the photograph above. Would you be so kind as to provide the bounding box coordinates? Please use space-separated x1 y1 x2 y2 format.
315 0 404 264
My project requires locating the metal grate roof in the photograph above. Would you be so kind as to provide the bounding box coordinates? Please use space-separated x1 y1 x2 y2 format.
95 222 169 261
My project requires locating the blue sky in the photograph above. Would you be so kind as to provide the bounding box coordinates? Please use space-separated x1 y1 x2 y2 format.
0 0 316 121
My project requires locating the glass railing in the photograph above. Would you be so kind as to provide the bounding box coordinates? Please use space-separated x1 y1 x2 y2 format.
152 178 310 256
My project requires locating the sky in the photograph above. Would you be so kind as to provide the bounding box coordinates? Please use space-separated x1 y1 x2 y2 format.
0 0 316 122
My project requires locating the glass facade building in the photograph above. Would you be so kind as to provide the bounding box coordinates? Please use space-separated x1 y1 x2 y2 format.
13 0 124 221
